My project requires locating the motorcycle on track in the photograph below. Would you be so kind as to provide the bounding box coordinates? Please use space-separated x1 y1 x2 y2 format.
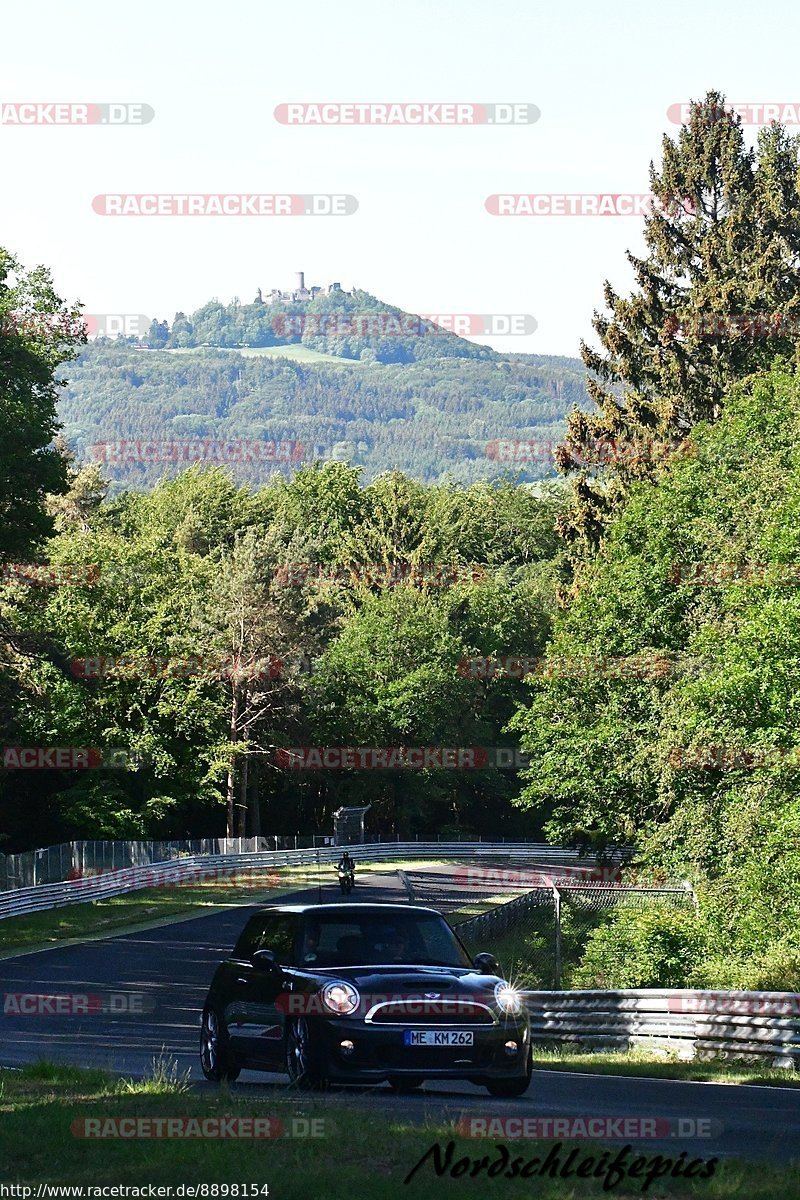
337 866 355 894
336 854 356 895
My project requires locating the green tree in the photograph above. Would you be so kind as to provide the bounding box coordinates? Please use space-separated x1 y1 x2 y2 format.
511 363 800 984
560 91 800 548
0 248 85 559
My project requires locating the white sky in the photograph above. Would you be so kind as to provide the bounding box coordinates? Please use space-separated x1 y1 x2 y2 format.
2 0 798 356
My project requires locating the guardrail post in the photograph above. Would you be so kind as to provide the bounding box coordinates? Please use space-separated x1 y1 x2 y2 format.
552 882 562 990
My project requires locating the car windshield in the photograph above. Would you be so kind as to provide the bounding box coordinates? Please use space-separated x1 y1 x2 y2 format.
296 911 472 968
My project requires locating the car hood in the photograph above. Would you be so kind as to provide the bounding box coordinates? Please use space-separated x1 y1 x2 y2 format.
294 964 505 995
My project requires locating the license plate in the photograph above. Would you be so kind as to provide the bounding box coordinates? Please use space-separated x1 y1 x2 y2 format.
403 1030 474 1046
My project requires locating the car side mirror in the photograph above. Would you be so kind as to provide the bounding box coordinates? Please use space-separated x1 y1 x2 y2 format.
473 952 500 975
252 949 280 972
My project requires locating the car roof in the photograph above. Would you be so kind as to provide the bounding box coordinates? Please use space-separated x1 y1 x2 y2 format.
250 903 444 917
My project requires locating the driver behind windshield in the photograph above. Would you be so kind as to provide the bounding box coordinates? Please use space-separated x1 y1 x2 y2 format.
382 925 412 963
300 920 321 964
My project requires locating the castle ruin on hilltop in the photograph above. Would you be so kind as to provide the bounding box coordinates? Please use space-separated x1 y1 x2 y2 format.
254 272 354 305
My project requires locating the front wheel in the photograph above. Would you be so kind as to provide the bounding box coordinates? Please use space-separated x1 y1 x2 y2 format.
285 1017 328 1090
388 1076 423 1093
485 1047 532 1097
200 1007 241 1082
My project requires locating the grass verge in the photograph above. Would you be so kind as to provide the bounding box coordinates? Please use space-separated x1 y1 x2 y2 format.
533 1047 800 1088
0 1062 798 1197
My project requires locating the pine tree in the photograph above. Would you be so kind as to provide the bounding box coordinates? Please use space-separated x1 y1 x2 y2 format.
559 91 800 548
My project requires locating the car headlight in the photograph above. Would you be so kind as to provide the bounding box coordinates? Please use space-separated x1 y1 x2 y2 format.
321 981 360 1015
494 982 523 1014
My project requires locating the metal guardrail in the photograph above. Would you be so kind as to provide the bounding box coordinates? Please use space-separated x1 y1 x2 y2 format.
0 842 613 920
523 989 800 1067
0 837 274 890
0 836 628 890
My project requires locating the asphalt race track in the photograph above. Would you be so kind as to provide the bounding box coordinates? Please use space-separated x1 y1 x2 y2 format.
1 867 799 1164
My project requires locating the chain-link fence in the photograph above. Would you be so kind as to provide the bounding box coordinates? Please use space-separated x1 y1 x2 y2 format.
448 877 697 990
0 837 274 889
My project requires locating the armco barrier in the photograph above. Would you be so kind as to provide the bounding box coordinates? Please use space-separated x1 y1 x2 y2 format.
0 837 630 890
524 989 800 1067
0 842 624 920
0 837 271 889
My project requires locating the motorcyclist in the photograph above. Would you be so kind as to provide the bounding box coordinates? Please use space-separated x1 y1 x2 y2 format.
337 850 355 875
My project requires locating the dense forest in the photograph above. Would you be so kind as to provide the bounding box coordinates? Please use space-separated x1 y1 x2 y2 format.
0 460 564 851
58 342 587 490
2 91 800 987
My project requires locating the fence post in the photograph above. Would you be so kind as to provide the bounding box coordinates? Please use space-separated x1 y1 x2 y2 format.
684 880 699 914
552 883 562 990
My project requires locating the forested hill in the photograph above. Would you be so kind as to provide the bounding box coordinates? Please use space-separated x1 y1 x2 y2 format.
58 340 588 491
137 287 498 363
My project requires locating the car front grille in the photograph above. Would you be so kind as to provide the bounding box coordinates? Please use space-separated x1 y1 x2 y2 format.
365 1000 496 1026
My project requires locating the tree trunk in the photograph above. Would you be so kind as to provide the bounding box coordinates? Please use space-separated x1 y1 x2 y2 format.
249 763 261 837
236 754 248 837
225 686 239 837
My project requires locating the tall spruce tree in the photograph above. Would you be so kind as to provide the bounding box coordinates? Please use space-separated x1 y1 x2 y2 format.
559 91 800 548
0 248 85 558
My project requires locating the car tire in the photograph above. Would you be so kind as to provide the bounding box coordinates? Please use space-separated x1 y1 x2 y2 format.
285 1017 328 1090
200 1007 241 1083
484 1047 532 1097
388 1076 424 1092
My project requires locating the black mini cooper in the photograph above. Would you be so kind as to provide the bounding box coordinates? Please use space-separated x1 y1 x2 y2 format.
200 902 531 1095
